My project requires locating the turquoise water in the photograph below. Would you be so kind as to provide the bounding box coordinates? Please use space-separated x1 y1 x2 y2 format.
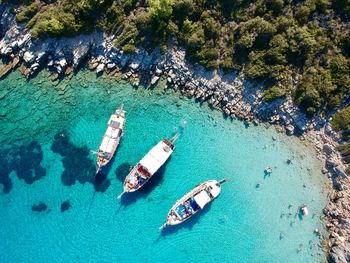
0 70 328 262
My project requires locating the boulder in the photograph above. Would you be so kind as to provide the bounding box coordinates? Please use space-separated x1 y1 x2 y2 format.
96 63 105 73
323 143 334 156
58 58 67 68
155 67 162 75
129 62 140 70
73 43 91 68
107 63 115 69
17 34 30 49
3 46 12 55
286 124 295 135
325 124 333 134
23 51 34 63
31 62 39 70
150 75 160 85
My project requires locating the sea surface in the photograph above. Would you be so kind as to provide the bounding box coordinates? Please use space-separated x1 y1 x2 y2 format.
0 70 329 262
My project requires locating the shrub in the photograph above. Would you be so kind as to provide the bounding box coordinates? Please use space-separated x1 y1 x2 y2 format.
331 107 350 131
16 2 39 23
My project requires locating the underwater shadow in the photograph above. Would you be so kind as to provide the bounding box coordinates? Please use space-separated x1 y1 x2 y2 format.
0 141 46 194
159 202 213 237
94 172 111 193
115 162 132 183
0 149 13 194
52 131 111 193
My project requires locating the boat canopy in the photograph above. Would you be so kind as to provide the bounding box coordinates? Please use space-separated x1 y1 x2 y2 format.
100 136 116 153
106 126 120 138
139 141 172 174
193 191 210 209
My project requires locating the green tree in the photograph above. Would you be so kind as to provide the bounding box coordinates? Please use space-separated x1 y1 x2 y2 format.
149 0 174 20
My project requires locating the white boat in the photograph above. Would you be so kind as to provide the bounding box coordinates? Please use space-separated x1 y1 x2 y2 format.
117 134 179 198
95 104 126 174
159 179 228 229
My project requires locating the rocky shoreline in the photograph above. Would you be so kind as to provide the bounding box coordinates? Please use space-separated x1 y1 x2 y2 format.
0 4 349 262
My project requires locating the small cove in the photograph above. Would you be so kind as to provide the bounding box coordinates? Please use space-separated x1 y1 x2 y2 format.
0 69 329 262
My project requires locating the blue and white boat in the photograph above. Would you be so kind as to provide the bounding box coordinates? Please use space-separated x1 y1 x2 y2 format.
159 179 228 229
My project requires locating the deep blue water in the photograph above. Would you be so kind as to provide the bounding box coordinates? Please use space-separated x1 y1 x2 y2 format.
0 70 328 262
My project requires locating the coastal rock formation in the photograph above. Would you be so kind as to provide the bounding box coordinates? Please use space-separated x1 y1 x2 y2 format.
0 4 349 261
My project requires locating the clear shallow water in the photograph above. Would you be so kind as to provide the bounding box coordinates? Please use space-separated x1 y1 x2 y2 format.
0 70 328 262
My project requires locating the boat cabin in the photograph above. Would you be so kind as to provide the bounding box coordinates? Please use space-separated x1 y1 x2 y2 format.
172 188 214 221
126 164 151 189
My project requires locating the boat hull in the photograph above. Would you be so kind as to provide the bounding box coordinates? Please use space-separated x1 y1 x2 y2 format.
162 180 222 227
119 137 176 197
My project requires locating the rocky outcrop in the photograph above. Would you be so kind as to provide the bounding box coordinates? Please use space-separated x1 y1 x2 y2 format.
324 186 350 263
0 4 349 261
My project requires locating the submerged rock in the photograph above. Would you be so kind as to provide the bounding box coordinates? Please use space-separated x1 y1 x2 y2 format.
31 202 48 212
60 201 71 212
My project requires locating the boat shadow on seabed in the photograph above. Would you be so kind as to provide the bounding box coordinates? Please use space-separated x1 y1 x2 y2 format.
116 162 169 207
159 202 213 237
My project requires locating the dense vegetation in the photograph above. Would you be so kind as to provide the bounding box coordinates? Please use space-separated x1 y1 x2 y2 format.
331 107 350 174
6 0 349 118
2 0 350 171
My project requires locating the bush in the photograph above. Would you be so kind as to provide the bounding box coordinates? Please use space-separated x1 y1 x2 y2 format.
29 8 83 38
123 42 137 54
16 2 38 23
149 0 174 20
262 84 287 101
331 107 350 131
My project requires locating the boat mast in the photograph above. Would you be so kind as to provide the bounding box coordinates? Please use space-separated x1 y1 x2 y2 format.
170 133 179 143
117 191 125 199
159 223 167 230
219 178 229 185
116 103 124 116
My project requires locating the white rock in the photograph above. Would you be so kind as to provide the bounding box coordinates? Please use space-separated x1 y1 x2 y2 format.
31 62 39 70
107 63 115 69
10 41 18 48
17 34 30 48
56 65 62 74
129 62 139 70
151 76 160 85
96 63 105 73
23 51 35 63
58 58 67 68
4 46 12 55
155 68 162 75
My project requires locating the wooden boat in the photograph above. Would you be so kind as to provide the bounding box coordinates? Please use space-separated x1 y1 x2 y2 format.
159 178 228 229
117 134 179 199
95 104 126 174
